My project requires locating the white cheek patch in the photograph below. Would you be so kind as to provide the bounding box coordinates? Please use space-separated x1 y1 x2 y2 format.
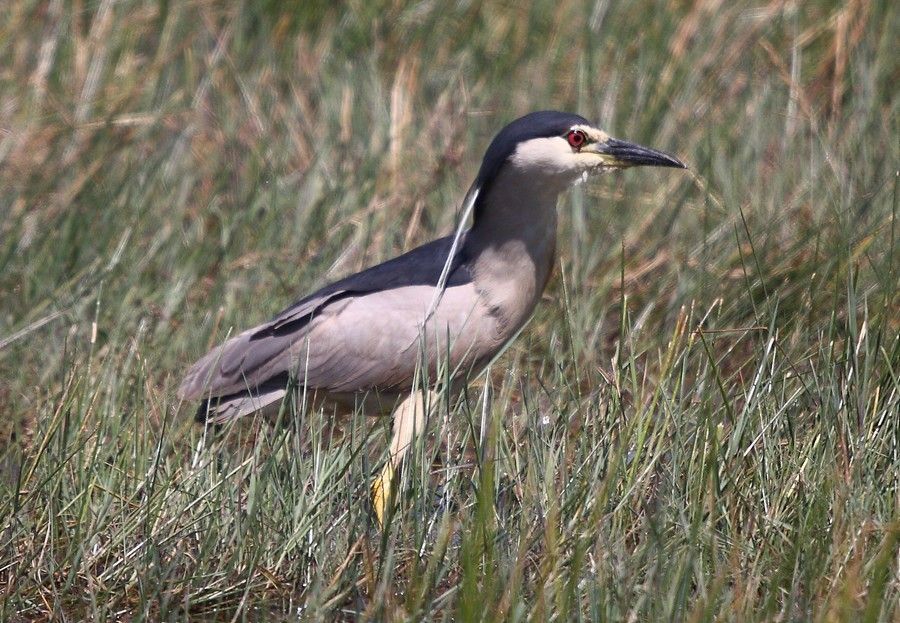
510 137 573 174
511 134 613 183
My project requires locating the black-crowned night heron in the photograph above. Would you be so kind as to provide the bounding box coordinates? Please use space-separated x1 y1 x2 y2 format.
178 110 685 525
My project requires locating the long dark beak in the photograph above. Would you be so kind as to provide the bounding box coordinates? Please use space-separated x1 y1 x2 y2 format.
593 137 687 169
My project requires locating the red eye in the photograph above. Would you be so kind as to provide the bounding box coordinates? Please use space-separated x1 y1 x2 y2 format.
567 130 587 150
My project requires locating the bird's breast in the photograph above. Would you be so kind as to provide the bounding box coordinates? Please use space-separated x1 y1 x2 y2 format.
469 235 556 343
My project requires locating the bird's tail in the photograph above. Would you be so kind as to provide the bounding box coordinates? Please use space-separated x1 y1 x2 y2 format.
194 384 290 424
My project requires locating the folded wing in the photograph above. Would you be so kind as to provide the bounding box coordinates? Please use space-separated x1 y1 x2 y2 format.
178 234 480 419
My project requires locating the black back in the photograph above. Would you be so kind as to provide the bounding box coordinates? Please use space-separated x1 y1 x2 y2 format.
473 110 589 222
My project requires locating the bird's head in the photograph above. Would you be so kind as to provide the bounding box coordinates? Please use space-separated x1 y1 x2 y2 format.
475 110 686 194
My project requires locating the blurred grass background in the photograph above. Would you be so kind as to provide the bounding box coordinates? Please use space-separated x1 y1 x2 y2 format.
0 0 897 620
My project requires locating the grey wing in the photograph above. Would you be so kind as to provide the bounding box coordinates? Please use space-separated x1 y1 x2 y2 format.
295 282 487 393
176 287 346 401
177 233 475 408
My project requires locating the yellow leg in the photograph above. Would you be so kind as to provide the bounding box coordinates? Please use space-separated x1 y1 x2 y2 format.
371 389 435 527
371 460 395 528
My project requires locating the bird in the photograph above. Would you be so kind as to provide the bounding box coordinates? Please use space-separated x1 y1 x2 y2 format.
178 110 686 525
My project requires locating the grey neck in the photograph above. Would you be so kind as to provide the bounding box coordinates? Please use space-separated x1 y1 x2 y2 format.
462 166 568 333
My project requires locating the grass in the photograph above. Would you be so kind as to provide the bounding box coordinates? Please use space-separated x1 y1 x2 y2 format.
0 0 897 620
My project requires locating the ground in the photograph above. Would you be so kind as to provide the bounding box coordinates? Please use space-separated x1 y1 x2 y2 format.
0 1 897 620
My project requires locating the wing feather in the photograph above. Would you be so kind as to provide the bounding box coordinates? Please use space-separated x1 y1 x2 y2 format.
178 233 476 408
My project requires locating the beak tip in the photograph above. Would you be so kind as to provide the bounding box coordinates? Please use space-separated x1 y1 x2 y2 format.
657 152 688 170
